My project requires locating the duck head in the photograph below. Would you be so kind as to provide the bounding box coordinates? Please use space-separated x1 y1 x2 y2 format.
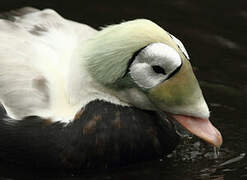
84 19 222 147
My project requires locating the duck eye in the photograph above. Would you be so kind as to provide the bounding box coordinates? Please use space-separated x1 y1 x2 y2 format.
152 65 166 75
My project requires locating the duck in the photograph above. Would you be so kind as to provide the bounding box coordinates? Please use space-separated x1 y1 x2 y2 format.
0 7 222 169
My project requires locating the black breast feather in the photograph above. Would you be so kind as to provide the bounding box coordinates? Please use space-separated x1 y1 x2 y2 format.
0 100 179 169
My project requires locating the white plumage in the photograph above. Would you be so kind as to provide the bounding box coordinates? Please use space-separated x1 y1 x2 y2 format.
0 8 120 122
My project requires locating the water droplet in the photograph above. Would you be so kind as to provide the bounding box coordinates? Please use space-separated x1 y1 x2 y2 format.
166 153 173 158
213 146 220 159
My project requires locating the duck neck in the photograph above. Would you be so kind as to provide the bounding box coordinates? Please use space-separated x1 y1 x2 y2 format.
67 54 129 111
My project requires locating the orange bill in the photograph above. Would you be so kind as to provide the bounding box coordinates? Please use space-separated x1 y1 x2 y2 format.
172 115 223 147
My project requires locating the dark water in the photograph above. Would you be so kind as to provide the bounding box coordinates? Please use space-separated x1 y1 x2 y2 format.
0 0 247 179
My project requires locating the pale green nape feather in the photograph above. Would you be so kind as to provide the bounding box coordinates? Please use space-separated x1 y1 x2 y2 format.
82 19 172 85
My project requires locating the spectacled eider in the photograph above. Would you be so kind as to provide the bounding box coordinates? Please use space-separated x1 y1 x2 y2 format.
0 7 222 169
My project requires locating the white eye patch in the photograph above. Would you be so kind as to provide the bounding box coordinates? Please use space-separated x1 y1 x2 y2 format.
129 43 182 89
130 62 166 88
169 34 190 60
